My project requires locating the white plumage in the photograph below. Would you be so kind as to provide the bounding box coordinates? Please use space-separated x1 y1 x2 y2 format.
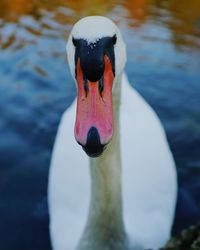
48 16 177 250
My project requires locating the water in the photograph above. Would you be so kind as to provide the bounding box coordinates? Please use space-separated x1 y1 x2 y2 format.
0 1 199 249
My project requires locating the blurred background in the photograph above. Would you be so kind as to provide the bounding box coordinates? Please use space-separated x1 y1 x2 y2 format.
0 0 199 249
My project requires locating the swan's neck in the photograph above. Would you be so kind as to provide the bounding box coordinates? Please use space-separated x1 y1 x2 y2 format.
77 75 128 249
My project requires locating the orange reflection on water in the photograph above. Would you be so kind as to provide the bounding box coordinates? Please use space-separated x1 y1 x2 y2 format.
122 0 152 26
0 0 199 48
167 0 200 47
0 0 117 23
0 0 40 21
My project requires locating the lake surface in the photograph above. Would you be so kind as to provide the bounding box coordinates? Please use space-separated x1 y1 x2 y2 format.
0 0 199 249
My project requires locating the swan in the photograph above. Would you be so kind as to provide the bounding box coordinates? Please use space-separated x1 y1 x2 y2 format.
48 16 177 250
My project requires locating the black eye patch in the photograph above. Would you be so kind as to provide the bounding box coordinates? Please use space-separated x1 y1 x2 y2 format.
112 34 117 45
72 37 77 47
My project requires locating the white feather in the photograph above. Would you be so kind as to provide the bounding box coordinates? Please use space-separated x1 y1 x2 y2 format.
48 16 177 250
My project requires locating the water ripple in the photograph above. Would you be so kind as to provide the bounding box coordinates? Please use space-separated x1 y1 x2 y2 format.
0 1 199 249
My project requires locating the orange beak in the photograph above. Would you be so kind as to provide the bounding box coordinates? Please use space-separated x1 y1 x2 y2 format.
74 55 114 157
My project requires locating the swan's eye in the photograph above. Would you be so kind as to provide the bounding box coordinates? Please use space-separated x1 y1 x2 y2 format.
112 34 117 45
72 37 77 47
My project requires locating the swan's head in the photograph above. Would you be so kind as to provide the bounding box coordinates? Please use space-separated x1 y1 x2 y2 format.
67 16 126 157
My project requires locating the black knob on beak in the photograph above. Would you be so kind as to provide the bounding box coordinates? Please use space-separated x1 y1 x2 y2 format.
81 58 104 82
78 41 105 82
74 37 116 82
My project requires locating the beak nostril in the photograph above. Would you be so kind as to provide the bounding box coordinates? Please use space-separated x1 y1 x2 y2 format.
98 77 104 96
83 75 89 97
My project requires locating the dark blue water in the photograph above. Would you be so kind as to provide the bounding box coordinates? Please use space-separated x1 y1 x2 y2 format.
0 1 199 249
